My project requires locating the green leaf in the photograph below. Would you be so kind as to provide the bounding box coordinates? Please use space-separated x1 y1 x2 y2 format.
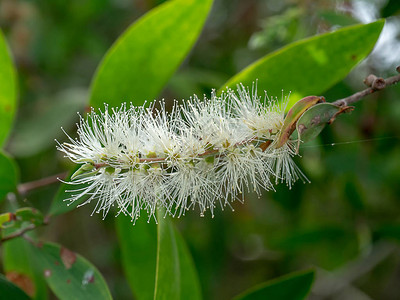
32 242 112 300
276 96 324 148
89 0 213 108
7 88 87 157
15 208 44 226
1 208 44 235
221 20 384 108
70 163 96 180
234 269 315 300
0 29 17 147
48 166 86 216
0 273 30 300
0 212 15 227
116 216 201 300
295 102 342 143
154 216 202 300
0 151 19 203
2 237 48 299
116 216 157 300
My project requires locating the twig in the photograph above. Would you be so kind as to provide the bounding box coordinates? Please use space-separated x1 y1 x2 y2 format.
0 216 49 244
1 223 37 243
332 66 400 107
17 171 68 196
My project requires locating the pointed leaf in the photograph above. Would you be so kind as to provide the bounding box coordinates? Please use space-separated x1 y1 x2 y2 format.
0 29 17 146
116 216 201 300
0 273 30 300
90 0 213 108
234 269 315 300
116 217 157 300
221 20 384 108
296 102 342 143
276 96 324 148
172 221 202 300
2 237 48 299
0 151 19 203
32 242 112 300
154 216 202 300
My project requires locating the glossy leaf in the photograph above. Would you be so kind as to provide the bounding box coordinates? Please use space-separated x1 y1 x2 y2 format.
171 220 202 300
32 242 112 300
0 29 17 147
116 216 157 300
276 96 324 148
117 215 202 300
234 269 315 300
0 151 19 203
296 102 342 143
0 273 30 300
154 216 202 300
89 0 213 108
221 20 384 108
2 237 48 299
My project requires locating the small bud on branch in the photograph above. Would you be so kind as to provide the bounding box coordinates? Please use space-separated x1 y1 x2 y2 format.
332 66 400 107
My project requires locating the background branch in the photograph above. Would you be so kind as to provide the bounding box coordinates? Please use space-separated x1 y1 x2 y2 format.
17 171 68 196
332 66 400 107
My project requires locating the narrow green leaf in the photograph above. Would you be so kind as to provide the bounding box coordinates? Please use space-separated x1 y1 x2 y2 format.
154 217 179 300
32 242 112 300
0 273 30 300
89 0 213 108
70 163 96 180
0 29 17 146
174 223 202 300
2 237 48 299
0 151 19 203
276 96 325 148
296 102 342 143
234 269 315 300
116 216 201 300
116 216 157 300
154 216 202 300
221 20 384 108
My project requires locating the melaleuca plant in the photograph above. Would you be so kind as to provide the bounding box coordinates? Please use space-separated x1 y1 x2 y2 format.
0 1 399 299
57 85 309 222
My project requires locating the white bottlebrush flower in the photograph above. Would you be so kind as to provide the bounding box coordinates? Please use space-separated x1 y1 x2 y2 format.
57 84 306 223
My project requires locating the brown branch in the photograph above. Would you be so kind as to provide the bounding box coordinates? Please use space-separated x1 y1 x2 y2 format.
17 171 68 196
332 66 400 107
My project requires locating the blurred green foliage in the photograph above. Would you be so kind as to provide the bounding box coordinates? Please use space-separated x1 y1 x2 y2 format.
0 0 400 299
